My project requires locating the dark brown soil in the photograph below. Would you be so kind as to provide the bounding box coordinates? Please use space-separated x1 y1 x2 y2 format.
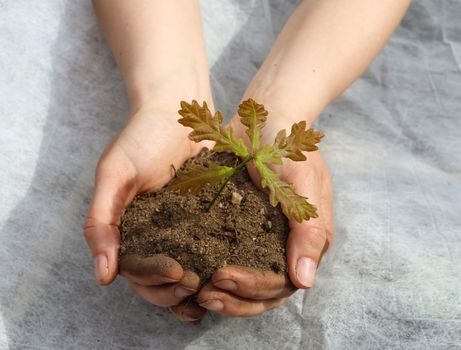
120 149 289 280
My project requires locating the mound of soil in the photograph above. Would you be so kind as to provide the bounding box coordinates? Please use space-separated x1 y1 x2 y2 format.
120 149 289 280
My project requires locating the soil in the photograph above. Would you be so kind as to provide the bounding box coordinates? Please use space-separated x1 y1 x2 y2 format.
120 149 289 280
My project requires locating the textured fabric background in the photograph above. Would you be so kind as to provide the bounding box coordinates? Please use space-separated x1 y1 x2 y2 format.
0 0 460 349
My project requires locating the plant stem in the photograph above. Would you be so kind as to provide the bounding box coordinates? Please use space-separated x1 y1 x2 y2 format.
206 156 253 211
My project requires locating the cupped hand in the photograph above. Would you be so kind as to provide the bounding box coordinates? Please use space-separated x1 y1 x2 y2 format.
83 104 211 321
196 266 296 317
196 116 333 317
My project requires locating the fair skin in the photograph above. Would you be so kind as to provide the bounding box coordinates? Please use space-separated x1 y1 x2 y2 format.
85 0 411 320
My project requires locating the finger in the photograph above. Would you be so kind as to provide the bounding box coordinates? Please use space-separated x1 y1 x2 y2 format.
197 284 285 317
130 270 201 307
120 254 184 286
169 300 207 322
286 162 328 289
83 220 120 285
287 222 328 289
130 283 187 307
212 266 296 300
83 158 136 286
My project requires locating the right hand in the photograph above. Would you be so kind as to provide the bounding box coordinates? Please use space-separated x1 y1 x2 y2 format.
83 104 211 321
193 116 333 318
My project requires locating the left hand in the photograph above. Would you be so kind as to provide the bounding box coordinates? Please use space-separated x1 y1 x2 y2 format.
192 116 333 317
83 104 211 321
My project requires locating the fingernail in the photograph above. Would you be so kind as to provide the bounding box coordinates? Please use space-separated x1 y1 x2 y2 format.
214 279 238 291
94 254 108 284
174 286 196 299
296 257 317 288
199 300 224 312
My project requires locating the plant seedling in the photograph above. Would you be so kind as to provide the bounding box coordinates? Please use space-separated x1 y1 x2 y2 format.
170 99 324 222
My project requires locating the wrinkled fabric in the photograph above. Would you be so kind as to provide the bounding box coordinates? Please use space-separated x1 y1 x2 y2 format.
0 0 460 349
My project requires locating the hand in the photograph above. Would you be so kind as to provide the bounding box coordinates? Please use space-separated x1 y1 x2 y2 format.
196 266 296 317
83 104 211 321
196 117 333 317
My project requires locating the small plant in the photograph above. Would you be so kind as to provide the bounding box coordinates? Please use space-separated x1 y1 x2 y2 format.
170 99 324 222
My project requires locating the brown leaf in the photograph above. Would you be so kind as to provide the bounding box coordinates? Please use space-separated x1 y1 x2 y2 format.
178 100 249 157
170 163 235 195
259 121 324 163
237 98 268 150
254 159 318 222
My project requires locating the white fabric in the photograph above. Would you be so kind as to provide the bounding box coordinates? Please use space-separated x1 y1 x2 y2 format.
0 0 460 349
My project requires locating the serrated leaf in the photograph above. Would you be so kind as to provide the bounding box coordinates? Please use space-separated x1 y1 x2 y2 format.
178 100 250 157
254 159 318 222
258 121 324 163
281 121 324 160
254 143 283 164
237 98 268 150
170 163 235 195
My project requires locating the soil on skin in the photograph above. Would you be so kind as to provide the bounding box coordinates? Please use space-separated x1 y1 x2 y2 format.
120 149 289 280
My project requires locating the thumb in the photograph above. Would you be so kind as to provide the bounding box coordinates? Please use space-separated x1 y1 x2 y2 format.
287 220 328 289
285 163 329 289
84 165 134 286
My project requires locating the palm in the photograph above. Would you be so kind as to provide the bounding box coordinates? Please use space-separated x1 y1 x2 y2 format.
85 108 211 321
100 109 210 198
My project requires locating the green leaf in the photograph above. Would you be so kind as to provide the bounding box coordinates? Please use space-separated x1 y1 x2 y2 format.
254 159 318 222
237 98 268 150
254 143 283 165
257 121 324 163
178 100 250 157
170 163 235 195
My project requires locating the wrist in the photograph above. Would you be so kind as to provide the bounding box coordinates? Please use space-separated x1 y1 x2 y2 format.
126 65 213 115
231 81 327 148
126 104 188 143
241 78 327 129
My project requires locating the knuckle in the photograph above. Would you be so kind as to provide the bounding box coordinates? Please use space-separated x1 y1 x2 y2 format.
82 217 97 241
304 226 327 250
132 286 177 307
95 158 124 184
95 157 113 176
242 280 263 299
245 281 272 299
